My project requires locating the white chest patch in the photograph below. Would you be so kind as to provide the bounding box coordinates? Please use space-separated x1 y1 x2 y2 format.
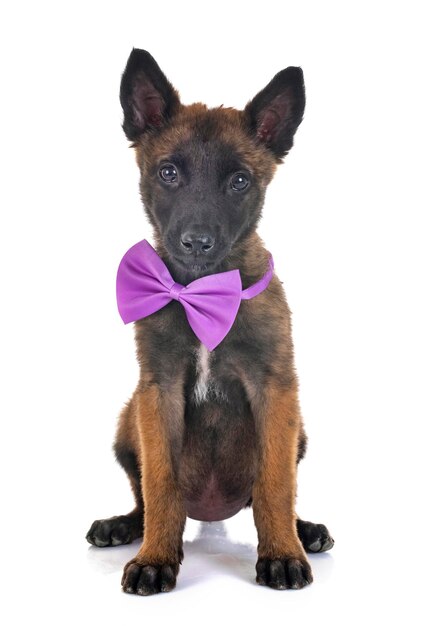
192 345 228 405
193 344 212 404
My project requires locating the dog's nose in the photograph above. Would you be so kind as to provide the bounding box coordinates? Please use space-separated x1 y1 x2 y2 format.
180 232 215 254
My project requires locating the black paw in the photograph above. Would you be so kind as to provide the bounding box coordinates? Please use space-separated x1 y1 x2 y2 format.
256 557 313 590
296 519 334 553
86 514 143 547
122 560 179 595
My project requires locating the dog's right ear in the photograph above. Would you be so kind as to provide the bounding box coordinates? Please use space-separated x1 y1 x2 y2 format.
120 49 180 141
245 67 305 161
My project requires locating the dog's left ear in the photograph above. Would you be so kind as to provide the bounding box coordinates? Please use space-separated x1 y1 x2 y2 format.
245 67 305 160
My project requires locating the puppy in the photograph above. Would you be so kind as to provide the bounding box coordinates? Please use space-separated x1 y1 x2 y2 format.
86 49 334 595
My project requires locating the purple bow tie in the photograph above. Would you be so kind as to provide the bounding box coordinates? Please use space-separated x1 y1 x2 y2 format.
116 240 274 351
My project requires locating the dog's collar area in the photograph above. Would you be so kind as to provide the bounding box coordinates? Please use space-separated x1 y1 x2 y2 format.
241 255 274 301
116 239 274 351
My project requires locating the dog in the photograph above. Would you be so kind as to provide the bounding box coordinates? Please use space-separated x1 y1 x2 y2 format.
86 48 334 595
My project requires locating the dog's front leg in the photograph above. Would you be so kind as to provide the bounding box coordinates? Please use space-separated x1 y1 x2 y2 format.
252 383 312 590
121 383 186 595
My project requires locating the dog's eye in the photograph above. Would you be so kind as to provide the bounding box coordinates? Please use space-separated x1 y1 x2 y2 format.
230 172 250 192
159 164 178 184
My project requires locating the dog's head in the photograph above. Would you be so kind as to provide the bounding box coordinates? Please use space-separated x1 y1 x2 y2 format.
120 49 305 279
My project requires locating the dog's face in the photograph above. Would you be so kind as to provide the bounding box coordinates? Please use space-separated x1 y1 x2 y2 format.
120 50 305 277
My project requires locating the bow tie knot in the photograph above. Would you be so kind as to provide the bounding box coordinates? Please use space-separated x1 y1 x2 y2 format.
116 239 274 351
169 282 184 301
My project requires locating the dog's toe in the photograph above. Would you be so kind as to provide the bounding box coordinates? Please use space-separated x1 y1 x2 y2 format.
122 560 178 595
256 556 312 590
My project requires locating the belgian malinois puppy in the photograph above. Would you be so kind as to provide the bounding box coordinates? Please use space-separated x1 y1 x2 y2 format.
86 49 334 595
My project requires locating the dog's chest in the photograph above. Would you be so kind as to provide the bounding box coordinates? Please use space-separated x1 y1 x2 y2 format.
181 343 257 522
192 344 224 404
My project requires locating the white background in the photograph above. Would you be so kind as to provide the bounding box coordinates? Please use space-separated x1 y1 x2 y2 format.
1 1 437 624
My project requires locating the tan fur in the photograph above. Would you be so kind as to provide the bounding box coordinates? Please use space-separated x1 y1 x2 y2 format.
135 104 277 185
252 384 308 562
126 383 186 567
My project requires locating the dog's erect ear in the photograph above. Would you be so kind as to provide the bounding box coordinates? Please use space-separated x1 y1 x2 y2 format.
245 67 305 160
120 48 180 141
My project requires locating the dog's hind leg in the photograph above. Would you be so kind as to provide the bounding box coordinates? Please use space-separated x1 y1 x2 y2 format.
244 509 334 554
247 425 334 554
86 397 144 547
294 427 335 553
296 519 334 553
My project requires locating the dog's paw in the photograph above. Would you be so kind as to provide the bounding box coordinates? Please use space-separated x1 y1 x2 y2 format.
296 519 334 553
86 514 143 547
256 556 313 590
122 559 179 595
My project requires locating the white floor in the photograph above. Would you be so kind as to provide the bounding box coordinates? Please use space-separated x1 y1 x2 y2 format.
6 501 433 625
83 511 336 619
84 506 435 625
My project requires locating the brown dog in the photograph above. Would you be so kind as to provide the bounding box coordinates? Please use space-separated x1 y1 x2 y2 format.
86 49 334 594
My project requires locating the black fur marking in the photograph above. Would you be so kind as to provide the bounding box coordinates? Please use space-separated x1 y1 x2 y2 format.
297 519 334 553
141 136 265 280
297 429 308 463
114 443 140 478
